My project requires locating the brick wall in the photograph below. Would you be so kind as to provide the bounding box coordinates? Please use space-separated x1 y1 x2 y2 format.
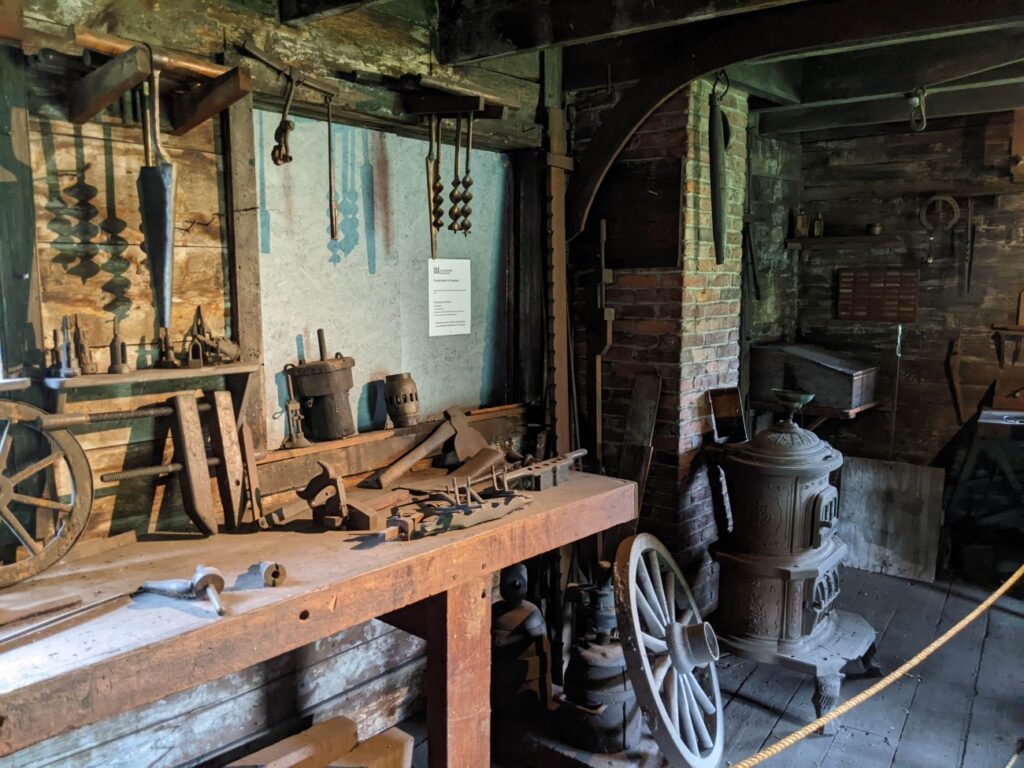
570 80 749 611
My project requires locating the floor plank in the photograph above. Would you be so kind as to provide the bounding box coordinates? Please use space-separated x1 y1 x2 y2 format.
823 725 899 768
891 580 988 767
721 664 805 764
961 597 1024 768
837 577 949 740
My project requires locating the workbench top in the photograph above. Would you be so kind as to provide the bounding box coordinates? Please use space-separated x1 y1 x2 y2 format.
0 471 635 757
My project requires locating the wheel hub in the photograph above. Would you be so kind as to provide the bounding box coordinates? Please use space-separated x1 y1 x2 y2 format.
667 620 720 672
0 474 12 505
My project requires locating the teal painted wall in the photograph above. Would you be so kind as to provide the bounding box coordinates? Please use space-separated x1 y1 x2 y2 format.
254 110 510 445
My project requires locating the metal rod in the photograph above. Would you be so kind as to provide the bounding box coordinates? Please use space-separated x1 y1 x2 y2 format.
0 594 132 648
239 36 338 97
100 456 221 483
139 81 153 167
317 328 328 361
326 96 338 241
70 26 228 79
888 323 903 460
38 402 212 430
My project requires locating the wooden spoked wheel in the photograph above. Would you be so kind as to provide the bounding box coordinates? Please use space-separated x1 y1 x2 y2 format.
614 533 724 768
0 400 92 589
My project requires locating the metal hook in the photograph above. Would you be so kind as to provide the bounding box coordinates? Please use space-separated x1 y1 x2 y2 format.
908 87 927 132
712 69 730 99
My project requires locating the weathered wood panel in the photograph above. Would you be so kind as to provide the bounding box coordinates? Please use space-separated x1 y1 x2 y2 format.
797 114 1024 464
838 457 944 582
21 0 542 150
7 620 424 768
746 132 800 345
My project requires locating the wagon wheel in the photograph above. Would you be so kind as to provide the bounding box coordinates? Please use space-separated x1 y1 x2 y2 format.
0 400 92 588
614 534 724 768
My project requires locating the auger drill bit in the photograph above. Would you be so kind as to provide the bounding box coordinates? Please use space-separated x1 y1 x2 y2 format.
448 116 463 232
460 114 474 235
425 114 439 259
431 118 445 235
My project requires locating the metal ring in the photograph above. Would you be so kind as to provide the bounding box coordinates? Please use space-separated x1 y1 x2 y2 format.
919 194 960 231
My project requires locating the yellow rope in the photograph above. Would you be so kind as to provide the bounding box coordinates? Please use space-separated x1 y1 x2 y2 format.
733 564 1024 768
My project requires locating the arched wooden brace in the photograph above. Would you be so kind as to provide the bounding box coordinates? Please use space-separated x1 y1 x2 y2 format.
566 0 1024 241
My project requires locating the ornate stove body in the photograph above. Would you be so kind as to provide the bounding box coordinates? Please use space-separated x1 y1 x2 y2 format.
714 396 880 728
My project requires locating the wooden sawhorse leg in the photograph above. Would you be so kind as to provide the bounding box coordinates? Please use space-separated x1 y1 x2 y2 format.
425 575 492 767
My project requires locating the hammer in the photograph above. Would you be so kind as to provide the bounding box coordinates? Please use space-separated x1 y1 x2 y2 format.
140 565 227 616
366 407 487 489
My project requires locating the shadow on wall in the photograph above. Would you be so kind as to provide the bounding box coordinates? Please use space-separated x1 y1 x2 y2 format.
358 379 388 432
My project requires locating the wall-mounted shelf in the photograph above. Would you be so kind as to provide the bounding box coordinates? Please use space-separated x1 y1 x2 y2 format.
0 378 32 394
69 26 252 133
43 362 259 391
786 235 905 251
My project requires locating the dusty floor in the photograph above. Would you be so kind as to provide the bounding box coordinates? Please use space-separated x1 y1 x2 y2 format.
719 567 1022 768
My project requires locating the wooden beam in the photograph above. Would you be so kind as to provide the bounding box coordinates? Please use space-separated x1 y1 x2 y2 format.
1012 108 1024 182
800 28 1024 103
68 46 150 124
279 0 383 24
222 52 267 451
0 47 43 375
169 65 252 136
566 0 1024 239
402 92 484 115
727 60 802 105
543 48 571 456
439 0 811 65
756 82 1024 134
0 0 22 44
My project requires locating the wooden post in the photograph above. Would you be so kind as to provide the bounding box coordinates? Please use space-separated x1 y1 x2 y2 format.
222 53 267 450
425 576 492 768
543 48 571 456
0 47 43 376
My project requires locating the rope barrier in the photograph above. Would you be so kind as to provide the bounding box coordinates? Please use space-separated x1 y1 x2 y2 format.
733 564 1024 768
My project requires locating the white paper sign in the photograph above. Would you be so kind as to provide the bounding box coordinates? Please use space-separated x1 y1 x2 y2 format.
428 259 472 336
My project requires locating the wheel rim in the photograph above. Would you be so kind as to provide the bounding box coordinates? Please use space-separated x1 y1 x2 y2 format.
0 400 92 588
614 533 724 768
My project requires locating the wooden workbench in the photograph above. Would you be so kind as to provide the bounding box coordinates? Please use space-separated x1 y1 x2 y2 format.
0 471 635 766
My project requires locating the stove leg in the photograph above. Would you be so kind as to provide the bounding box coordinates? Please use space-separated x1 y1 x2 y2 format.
860 643 882 678
812 673 843 735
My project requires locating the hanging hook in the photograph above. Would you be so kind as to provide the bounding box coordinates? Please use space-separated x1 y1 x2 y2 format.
712 69 730 99
908 87 928 132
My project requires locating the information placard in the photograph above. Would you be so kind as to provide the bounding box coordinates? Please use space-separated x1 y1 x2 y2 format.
428 259 472 336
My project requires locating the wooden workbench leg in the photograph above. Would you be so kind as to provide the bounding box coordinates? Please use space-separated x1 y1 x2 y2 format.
425 575 492 768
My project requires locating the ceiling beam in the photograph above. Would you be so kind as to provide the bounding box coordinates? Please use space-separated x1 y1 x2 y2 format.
279 0 384 24
566 0 1024 239
438 0 810 65
756 81 1024 134
726 61 802 105
800 27 1024 102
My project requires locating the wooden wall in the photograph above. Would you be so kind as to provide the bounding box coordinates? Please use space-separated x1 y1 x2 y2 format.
795 114 1023 465
746 132 800 345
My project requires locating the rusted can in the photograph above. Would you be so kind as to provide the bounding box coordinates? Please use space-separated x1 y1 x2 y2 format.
384 372 420 427
285 330 355 441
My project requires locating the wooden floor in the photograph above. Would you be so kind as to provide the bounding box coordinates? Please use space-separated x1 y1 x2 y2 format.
719 567 1023 768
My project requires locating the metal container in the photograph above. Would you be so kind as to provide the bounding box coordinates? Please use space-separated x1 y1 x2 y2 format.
285 330 356 442
750 343 878 411
384 372 420 427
